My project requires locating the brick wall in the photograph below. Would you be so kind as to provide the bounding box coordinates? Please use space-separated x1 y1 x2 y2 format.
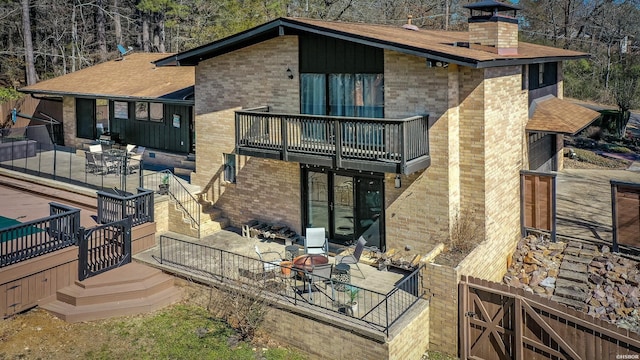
62 96 79 148
469 21 518 50
383 51 458 254
192 36 301 232
424 262 459 355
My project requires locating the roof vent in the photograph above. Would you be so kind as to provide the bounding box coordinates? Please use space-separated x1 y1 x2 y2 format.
402 15 419 31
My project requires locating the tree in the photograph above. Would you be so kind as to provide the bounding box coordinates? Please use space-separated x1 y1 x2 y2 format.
21 0 36 84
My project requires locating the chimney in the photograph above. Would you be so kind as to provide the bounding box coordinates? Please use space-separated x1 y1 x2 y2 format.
464 1 521 55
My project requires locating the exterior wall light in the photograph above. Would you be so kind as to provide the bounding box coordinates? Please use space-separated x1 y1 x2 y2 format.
395 174 401 188
286 68 294 79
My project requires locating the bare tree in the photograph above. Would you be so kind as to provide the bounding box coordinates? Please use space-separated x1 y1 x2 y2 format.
21 0 36 84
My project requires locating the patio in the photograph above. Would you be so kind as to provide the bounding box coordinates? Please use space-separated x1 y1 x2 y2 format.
133 229 424 335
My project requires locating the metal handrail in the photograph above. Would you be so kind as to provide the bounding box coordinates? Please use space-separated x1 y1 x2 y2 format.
155 235 425 335
143 170 201 238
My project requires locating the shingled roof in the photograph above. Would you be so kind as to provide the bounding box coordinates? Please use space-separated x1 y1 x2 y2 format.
155 17 588 68
527 95 601 135
20 53 194 104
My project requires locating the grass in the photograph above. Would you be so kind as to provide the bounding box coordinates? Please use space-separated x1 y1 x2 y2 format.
571 148 630 168
82 304 306 360
425 350 459 359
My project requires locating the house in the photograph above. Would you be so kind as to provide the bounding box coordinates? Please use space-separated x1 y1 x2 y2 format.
19 53 195 167
155 1 598 260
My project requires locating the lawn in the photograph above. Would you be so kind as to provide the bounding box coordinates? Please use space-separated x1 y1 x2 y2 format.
0 304 306 360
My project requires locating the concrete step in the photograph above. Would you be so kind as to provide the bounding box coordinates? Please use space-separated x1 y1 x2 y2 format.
180 159 195 169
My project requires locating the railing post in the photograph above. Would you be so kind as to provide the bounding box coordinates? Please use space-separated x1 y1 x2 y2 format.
78 227 86 281
149 191 155 223
334 119 342 168
281 117 288 161
124 216 132 263
401 122 408 174
97 194 103 224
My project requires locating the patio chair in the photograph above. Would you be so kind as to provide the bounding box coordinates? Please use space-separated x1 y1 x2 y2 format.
126 144 136 153
255 245 283 273
127 146 144 173
89 144 103 153
305 263 335 302
93 152 119 174
304 227 328 256
85 152 99 173
335 236 367 279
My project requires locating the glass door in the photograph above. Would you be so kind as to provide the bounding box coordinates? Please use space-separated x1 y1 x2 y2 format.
304 168 385 250
333 175 355 243
306 171 329 237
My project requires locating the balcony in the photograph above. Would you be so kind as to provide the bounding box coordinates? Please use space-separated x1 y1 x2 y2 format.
235 107 430 175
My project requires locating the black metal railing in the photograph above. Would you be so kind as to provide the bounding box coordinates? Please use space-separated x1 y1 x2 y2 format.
0 202 80 268
155 235 425 335
143 170 201 237
97 188 155 226
0 125 143 192
78 216 132 281
235 107 430 174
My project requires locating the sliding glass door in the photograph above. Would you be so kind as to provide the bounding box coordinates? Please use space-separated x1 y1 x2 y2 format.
304 168 384 250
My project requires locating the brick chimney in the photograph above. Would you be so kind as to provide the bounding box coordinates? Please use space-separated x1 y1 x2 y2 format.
464 0 520 55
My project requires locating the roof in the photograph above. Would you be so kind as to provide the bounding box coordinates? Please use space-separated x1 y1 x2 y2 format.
527 95 601 135
20 53 195 104
155 17 588 68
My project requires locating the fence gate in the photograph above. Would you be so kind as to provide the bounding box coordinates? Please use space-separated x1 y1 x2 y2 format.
611 180 640 252
459 276 640 359
78 217 132 281
520 171 556 241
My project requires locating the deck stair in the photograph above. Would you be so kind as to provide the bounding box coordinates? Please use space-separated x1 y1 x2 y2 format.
40 262 182 323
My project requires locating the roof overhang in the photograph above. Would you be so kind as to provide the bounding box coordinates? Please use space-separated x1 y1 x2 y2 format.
527 95 601 135
20 87 195 106
154 18 589 69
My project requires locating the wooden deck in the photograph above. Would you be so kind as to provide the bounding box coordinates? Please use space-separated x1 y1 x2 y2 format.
41 262 182 323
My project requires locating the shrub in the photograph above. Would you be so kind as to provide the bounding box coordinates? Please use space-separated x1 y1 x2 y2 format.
448 209 481 254
581 126 603 141
0 87 22 102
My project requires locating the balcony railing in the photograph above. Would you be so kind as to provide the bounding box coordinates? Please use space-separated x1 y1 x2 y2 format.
235 107 430 174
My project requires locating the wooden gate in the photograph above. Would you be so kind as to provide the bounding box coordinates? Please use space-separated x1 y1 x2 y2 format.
520 171 556 241
78 217 131 281
459 276 640 359
611 180 640 252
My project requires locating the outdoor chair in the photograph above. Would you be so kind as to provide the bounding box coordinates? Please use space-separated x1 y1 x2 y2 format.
126 144 136 153
336 236 367 279
93 152 119 175
89 144 102 153
85 152 99 173
304 263 335 302
304 227 328 256
255 245 283 273
127 146 144 174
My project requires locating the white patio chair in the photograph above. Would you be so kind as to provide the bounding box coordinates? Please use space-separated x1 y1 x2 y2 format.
304 227 328 256
89 144 103 153
126 144 136 153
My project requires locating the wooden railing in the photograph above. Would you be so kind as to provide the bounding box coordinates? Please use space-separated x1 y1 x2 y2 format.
235 107 430 174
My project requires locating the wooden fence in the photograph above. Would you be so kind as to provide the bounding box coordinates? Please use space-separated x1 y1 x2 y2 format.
520 171 556 241
459 275 640 359
611 180 640 252
1 96 62 128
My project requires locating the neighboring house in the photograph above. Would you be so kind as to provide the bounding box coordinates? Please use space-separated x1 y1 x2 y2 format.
154 1 598 264
19 53 195 156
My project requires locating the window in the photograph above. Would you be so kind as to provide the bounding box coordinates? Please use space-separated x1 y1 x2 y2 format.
528 62 557 90
135 102 149 120
150 103 164 122
114 101 129 119
135 102 164 122
95 99 109 136
224 154 236 183
301 73 384 118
